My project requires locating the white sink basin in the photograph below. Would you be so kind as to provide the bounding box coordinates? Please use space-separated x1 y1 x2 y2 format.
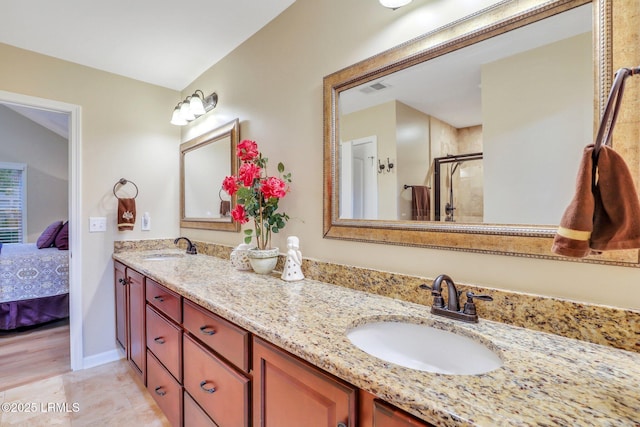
142 253 185 261
346 321 502 375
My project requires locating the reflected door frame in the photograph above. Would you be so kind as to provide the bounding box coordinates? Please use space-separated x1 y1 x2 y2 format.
340 136 378 219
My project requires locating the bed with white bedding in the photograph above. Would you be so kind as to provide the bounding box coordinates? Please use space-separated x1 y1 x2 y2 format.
0 243 69 330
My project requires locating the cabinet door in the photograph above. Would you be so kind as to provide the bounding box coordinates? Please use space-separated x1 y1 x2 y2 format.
183 334 250 427
253 336 357 427
147 350 183 427
114 261 128 353
146 305 182 382
128 268 146 379
184 391 218 427
373 399 433 427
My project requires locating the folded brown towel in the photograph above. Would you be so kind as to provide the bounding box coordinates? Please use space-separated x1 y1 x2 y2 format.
220 200 231 217
411 186 430 221
552 144 640 257
118 198 136 231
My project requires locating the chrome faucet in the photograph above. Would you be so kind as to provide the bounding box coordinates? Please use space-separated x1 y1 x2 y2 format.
420 274 492 323
174 237 197 255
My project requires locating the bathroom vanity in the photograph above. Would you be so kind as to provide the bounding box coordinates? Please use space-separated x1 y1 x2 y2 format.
113 250 640 426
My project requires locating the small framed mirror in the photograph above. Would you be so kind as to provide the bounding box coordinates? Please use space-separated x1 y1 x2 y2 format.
180 118 240 231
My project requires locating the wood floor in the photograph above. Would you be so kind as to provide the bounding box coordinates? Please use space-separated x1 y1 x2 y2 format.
0 318 71 391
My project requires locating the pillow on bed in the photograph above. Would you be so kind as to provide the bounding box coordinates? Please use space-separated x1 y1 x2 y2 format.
55 221 69 250
36 221 64 249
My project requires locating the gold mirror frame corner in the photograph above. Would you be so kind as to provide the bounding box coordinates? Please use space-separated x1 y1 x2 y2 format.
180 118 241 232
323 0 639 266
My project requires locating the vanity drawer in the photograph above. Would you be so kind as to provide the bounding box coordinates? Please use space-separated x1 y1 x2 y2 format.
146 305 182 382
146 278 182 323
184 391 218 427
147 350 183 427
183 299 250 372
183 334 250 427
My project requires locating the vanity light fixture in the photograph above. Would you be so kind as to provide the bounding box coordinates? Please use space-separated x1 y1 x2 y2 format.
379 0 412 10
170 90 218 126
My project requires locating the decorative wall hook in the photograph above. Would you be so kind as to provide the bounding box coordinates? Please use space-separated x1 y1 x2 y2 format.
378 158 394 174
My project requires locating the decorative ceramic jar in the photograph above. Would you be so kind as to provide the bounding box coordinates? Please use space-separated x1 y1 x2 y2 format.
230 243 252 271
247 247 279 274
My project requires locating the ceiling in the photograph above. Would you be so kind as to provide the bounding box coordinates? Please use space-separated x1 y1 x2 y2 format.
340 4 591 129
0 0 296 91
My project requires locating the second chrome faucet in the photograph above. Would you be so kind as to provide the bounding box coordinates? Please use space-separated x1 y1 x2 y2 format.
420 274 492 323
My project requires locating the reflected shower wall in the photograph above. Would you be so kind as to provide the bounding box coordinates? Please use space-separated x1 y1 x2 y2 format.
434 153 484 222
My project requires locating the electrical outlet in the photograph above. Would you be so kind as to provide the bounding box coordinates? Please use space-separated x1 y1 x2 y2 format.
89 217 107 232
141 212 151 231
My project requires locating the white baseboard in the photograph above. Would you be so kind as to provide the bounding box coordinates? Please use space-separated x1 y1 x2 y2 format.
82 349 124 370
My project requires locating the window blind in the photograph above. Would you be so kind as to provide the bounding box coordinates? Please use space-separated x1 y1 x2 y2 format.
0 164 26 243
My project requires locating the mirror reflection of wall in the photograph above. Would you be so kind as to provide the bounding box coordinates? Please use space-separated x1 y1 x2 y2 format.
337 3 592 226
183 136 231 219
180 118 240 232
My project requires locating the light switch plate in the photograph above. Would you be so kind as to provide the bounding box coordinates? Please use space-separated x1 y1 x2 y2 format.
89 217 107 232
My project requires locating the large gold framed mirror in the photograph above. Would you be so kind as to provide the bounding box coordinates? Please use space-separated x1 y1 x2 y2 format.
180 118 240 231
323 0 640 265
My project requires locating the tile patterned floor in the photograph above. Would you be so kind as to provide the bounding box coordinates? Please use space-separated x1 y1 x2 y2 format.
0 360 169 426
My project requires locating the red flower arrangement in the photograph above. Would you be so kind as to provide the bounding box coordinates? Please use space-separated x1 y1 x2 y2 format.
222 140 291 250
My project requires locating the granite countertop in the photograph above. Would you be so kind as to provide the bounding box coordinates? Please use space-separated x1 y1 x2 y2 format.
113 250 640 426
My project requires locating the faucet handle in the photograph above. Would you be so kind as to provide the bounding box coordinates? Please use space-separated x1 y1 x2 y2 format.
419 284 445 308
463 292 493 315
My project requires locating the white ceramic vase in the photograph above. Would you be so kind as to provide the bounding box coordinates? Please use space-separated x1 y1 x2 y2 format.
230 243 252 271
247 247 279 274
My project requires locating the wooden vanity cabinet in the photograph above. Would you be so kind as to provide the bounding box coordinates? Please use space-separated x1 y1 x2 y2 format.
147 350 183 427
114 261 436 427
144 279 183 427
252 336 357 427
114 261 127 352
183 334 250 427
113 261 145 381
360 390 434 427
182 300 251 427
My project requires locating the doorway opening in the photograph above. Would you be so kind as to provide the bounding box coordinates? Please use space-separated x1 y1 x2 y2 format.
0 90 82 372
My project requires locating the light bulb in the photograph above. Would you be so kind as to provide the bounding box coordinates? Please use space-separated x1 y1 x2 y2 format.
379 0 412 9
189 93 206 116
179 99 195 121
170 105 188 125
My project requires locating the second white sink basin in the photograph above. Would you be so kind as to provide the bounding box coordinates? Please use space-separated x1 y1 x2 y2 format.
347 321 502 375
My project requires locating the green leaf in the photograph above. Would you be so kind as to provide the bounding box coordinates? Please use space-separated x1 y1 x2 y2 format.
244 236 252 244
278 162 285 173
244 229 253 236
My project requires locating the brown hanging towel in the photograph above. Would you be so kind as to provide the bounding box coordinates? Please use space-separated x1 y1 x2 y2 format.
113 178 139 231
411 185 431 221
552 67 640 257
118 198 136 231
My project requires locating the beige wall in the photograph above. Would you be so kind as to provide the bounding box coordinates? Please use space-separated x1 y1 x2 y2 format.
396 102 430 221
0 105 68 242
341 101 397 220
0 42 180 358
482 33 592 224
179 0 640 311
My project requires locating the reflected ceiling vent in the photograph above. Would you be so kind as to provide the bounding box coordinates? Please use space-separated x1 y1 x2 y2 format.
360 81 390 94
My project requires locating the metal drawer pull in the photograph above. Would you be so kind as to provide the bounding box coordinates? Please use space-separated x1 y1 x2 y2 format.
199 325 216 336
118 278 127 286
154 386 166 396
154 337 165 344
200 381 216 393
153 295 165 302
337 423 347 427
